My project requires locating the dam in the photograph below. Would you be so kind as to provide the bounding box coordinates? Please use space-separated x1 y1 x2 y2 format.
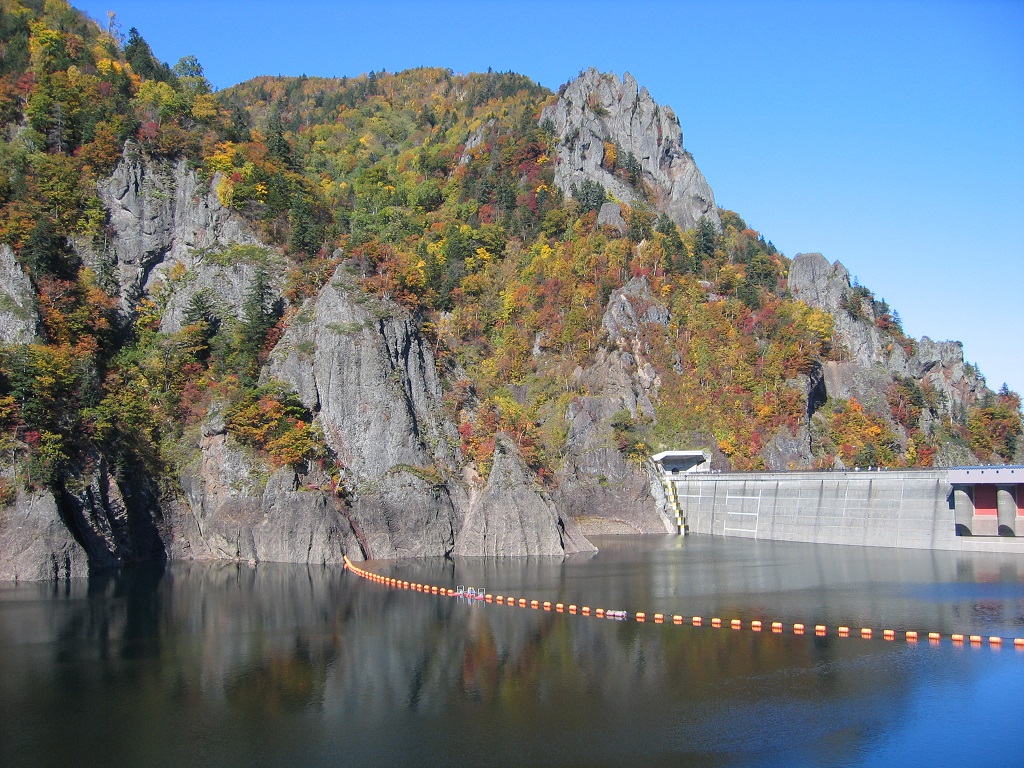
653 451 1024 553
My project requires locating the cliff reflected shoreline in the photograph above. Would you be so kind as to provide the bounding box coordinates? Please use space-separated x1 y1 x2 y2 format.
1 536 1022 767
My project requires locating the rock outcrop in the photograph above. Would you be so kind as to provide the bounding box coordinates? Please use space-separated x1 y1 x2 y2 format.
455 436 595 556
0 491 87 581
541 69 719 232
553 278 676 534
267 267 456 480
171 415 359 565
95 143 260 315
265 265 586 559
789 252 986 419
0 244 37 344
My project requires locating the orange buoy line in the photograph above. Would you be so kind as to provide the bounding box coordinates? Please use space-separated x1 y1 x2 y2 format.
341 556 1021 649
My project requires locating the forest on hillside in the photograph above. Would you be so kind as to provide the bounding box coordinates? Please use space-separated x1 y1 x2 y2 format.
0 0 1020 511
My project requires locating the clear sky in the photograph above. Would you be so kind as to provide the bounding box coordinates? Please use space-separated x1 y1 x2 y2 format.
75 0 1024 394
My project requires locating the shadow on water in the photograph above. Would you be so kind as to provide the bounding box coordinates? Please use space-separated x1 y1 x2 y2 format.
1 536 1023 767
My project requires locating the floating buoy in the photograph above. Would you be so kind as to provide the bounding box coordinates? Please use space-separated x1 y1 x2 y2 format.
344 560 999 653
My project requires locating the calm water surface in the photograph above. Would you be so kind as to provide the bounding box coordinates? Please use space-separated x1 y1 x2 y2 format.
2 535 1023 767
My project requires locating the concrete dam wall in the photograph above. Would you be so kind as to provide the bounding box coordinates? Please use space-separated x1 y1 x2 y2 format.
663 469 1024 553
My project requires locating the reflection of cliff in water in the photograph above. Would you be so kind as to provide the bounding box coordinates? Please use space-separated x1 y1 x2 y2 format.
2 538 1022 766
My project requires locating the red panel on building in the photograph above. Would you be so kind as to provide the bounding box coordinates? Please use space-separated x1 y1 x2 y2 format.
974 484 998 515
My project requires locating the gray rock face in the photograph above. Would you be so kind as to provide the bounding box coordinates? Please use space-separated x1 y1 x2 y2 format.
172 421 359 565
349 470 458 559
789 252 986 418
762 423 814 471
542 69 719 232
0 245 37 344
454 436 595 556
789 253 899 371
267 267 587 558
267 267 455 481
159 252 287 334
0 491 87 581
596 202 626 233
603 276 669 345
97 144 259 314
0 452 168 582
554 278 676 534
57 457 168 569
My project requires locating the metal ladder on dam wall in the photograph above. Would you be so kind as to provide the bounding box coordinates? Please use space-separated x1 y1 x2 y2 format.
662 478 686 534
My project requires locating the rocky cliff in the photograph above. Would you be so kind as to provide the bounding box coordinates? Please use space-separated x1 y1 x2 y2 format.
0 244 37 345
93 143 263 317
541 69 719 232
789 252 987 465
553 278 675 534
0 149 594 580
789 253 985 421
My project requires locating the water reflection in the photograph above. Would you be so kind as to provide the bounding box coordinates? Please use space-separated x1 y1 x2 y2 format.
1 537 1023 767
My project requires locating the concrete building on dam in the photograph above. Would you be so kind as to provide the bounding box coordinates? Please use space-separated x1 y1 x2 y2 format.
652 451 1024 553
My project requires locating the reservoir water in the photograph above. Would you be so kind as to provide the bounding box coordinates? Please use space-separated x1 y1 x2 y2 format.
2 535 1023 767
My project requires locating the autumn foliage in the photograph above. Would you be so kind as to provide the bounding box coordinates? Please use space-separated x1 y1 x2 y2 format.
0 1 1019 499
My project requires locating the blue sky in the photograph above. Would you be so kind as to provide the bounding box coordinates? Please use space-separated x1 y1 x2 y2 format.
75 0 1024 394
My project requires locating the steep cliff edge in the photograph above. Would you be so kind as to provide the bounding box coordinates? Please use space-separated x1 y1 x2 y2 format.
455 435 595 556
265 265 589 559
0 245 38 345
789 253 985 420
171 413 359 565
541 69 719 232
94 143 262 316
789 252 987 464
0 147 594 580
553 278 676 534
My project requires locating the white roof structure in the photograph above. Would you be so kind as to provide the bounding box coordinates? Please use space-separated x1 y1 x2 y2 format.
651 450 711 473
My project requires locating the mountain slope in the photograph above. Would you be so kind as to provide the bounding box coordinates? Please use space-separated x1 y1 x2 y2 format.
0 1 1019 579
